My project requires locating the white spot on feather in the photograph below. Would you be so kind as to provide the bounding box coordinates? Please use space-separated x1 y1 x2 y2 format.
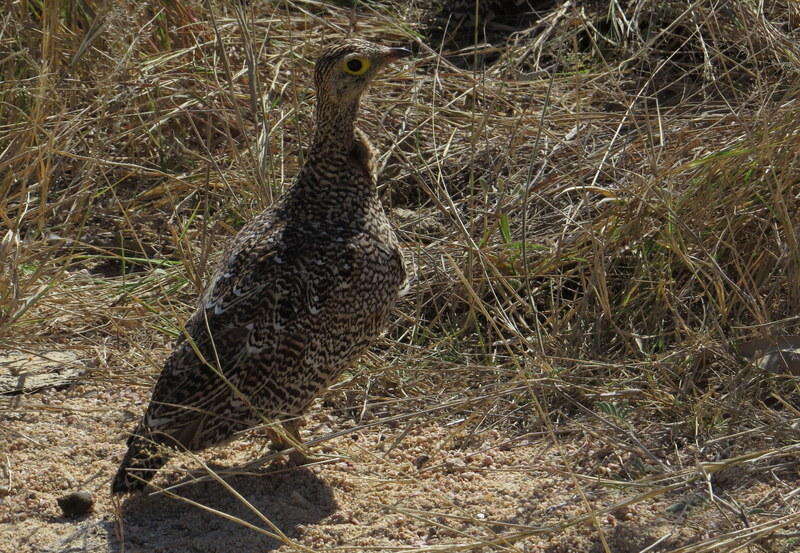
146 415 170 428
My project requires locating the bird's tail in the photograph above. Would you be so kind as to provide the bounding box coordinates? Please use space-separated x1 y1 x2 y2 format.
111 435 171 495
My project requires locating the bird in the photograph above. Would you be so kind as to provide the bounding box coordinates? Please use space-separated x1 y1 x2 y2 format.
112 39 410 494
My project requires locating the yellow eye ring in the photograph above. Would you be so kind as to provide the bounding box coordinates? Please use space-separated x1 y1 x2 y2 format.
343 57 371 75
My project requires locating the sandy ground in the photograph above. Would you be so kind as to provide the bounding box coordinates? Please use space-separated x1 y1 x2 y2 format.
1 350 798 553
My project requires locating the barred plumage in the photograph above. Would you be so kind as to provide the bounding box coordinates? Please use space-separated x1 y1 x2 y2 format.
112 39 409 494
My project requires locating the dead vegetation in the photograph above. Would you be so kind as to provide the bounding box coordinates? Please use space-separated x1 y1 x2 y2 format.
1 1 800 551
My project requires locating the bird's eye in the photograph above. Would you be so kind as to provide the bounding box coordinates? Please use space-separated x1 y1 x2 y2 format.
343 57 370 75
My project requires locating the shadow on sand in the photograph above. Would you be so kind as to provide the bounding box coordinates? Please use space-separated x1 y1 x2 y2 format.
102 465 337 552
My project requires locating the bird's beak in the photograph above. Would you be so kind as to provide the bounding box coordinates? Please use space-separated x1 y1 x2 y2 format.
384 47 412 62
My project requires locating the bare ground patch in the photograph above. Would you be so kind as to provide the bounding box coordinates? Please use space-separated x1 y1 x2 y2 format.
2 1 800 551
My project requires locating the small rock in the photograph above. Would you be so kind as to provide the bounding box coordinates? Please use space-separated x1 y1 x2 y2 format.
445 457 466 472
738 337 800 375
335 461 353 472
413 455 430 469
756 348 800 375
57 491 94 518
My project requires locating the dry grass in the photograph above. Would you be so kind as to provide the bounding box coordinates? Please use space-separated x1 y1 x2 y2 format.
1 0 800 551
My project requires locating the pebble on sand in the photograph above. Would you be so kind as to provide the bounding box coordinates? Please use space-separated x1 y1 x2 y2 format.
57 491 94 518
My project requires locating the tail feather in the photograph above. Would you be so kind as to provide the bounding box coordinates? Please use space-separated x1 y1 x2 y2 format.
111 436 171 495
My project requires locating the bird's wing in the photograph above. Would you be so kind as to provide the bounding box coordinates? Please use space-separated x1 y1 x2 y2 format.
133 215 360 449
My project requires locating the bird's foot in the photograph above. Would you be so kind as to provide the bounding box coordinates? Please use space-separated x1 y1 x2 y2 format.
286 449 337 467
266 418 337 466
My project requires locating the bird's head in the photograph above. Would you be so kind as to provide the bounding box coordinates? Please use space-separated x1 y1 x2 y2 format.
314 39 410 107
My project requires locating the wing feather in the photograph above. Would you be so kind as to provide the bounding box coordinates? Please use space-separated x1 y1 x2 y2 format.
133 212 360 449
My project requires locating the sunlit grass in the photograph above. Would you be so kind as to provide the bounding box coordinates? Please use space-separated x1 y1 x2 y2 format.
1 0 799 551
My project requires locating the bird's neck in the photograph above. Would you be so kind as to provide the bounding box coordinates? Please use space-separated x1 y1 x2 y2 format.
285 96 381 227
305 95 376 184
311 97 360 154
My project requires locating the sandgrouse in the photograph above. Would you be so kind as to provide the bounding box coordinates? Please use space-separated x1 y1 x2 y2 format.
112 39 409 494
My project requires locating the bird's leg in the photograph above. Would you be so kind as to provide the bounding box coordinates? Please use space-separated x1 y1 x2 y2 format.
268 418 331 466
265 419 304 456
265 420 293 451
282 418 322 466
264 426 285 451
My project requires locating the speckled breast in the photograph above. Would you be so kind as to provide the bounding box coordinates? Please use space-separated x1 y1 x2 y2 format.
257 225 405 418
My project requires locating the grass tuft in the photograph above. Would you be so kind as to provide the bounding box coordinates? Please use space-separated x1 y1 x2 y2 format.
2 1 799 551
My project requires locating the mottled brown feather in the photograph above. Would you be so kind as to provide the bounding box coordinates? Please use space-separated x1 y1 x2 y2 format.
112 39 408 494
